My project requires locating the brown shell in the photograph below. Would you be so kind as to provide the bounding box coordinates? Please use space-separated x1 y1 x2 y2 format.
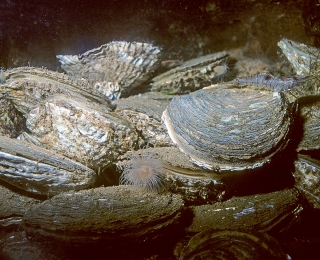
162 84 294 171
187 188 302 233
23 186 184 244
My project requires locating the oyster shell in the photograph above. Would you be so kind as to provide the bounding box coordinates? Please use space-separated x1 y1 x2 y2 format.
293 154 320 209
187 188 302 233
176 229 287 260
151 51 230 94
57 41 162 100
0 136 96 196
277 38 320 76
162 84 294 171
23 186 184 244
0 185 40 228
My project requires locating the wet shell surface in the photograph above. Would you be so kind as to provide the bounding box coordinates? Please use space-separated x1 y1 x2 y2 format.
0 136 96 196
151 51 230 94
162 84 294 171
176 229 287 260
187 188 302 233
56 41 162 100
23 186 184 244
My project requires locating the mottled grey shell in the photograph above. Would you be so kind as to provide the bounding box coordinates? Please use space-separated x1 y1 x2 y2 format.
57 41 162 100
162 84 294 171
0 136 96 196
151 51 230 94
277 38 320 76
293 154 320 209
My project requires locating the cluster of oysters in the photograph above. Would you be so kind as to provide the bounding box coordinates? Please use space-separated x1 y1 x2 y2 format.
0 39 320 259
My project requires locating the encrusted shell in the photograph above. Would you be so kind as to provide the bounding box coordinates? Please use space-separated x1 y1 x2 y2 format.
57 41 162 100
162 84 294 171
293 154 320 209
24 97 138 169
277 38 320 76
151 51 230 94
23 186 184 244
0 136 96 196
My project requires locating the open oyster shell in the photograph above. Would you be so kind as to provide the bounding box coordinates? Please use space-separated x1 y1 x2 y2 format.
162 84 294 171
57 41 162 100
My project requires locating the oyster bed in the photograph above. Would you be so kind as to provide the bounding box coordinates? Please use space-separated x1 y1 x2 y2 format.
1 37 320 260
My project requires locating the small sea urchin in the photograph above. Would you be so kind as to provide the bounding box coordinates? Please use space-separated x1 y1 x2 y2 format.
119 151 165 192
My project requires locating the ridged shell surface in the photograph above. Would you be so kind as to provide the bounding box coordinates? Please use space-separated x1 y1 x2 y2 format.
162 85 293 171
57 41 161 99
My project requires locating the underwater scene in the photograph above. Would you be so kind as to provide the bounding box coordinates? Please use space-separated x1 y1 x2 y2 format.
1 0 320 259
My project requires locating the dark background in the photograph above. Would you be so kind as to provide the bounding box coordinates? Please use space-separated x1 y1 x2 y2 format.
0 0 319 70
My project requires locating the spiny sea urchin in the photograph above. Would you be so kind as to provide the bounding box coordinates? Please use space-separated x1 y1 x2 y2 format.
119 151 165 192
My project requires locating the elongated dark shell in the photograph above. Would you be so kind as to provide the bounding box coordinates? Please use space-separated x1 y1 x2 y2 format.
23 186 184 244
294 154 320 209
57 41 161 99
151 51 230 94
162 84 294 171
0 136 96 196
187 188 302 233
0 185 40 228
177 229 287 260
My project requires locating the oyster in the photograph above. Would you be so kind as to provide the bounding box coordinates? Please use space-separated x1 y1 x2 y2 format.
277 38 320 76
0 136 96 196
162 83 294 171
293 154 320 209
0 185 40 228
187 188 302 233
57 41 162 100
0 67 139 169
23 186 184 244
151 51 230 94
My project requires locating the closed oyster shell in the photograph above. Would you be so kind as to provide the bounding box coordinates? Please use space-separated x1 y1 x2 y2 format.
162 84 294 171
1 66 114 114
23 186 184 244
297 99 320 151
151 51 230 94
294 154 320 209
0 136 96 196
57 41 162 99
277 38 320 76
25 96 138 169
187 188 302 233
177 229 287 260
0 185 40 228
